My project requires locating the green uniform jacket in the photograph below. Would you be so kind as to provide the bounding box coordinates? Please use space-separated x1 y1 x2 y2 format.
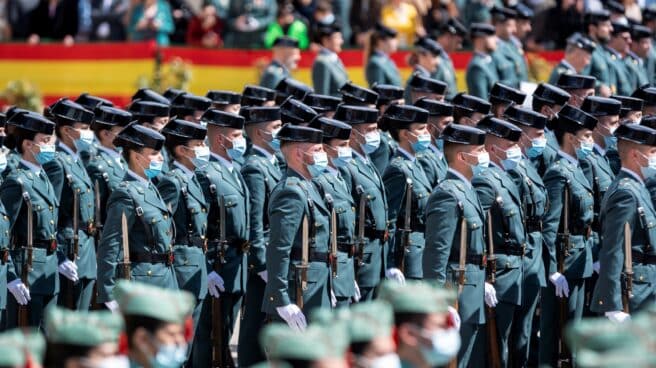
585 42 614 92
542 154 594 280
263 169 331 315
96 172 177 303
466 52 499 100
382 150 432 279
365 51 402 87
196 156 249 295
645 47 656 84
85 146 127 226
625 52 648 91
340 152 390 289
548 59 577 85
369 131 397 176
423 170 486 325
472 165 524 305
0 202 16 310
312 48 349 97
593 170 656 313
605 46 633 96
157 164 208 300
510 36 529 82
313 169 356 298
416 144 448 189
433 52 457 100
530 140 558 177
606 148 621 176
492 39 521 89
260 60 290 90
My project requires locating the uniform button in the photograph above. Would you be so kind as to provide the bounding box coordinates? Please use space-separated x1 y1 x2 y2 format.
506 263 511 268
147 270 152 276
640 276 645 281
50 220 54 225
2 216 7 220
598 300 603 305
163 215 168 219
352 207 355 211
269 297 274 301
202 208 206 213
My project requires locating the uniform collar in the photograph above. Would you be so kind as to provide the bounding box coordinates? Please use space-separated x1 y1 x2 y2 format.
20 159 42 173
127 169 149 186
430 144 444 158
253 144 277 165
594 143 606 156
474 51 492 62
448 168 472 189
558 149 579 167
621 167 644 184
352 149 370 164
561 59 576 71
326 165 339 176
212 152 234 172
173 161 195 178
272 59 290 73
58 141 78 161
397 147 416 161
97 144 121 159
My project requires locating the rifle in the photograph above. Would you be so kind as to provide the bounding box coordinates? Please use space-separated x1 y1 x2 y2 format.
91 180 102 309
296 215 310 310
485 209 501 368
398 178 413 274
18 191 33 327
66 190 80 309
448 207 467 368
622 222 634 313
120 212 131 280
325 194 338 279
355 185 366 270
212 196 227 367
556 186 571 367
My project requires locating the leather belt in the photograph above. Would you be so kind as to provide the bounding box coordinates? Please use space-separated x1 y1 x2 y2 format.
495 244 526 256
632 251 656 265
449 254 486 266
571 225 592 238
525 218 543 232
130 252 174 265
16 239 57 253
207 239 251 253
0 249 8 264
337 242 355 257
180 237 206 249
364 227 389 242
290 248 330 264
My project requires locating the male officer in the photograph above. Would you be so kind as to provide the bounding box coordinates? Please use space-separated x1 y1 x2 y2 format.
584 10 615 96
275 78 313 106
606 22 634 97
335 105 403 300
96 123 177 309
633 86 656 115
404 37 444 103
557 74 596 108
452 93 491 127
262 124 331 328
302 93 342 118
489 82 526 118
422 123 488 368
237 106 282 366
365 23 401 87
503 105 549 367
369 84 402 174
169 93 212 124
539 105 596 367
592 124 656 322
467 23 499 100
549 33 596 85
2 110 58 328
157 119 209 365
195 109 250 366
631 25 656 84
491 6 523 88
309 117 358 307
404 73 447 104
312 22 348 97
260 36 301 90
340 82 379 107
280 98 319 127
373 84 404 115
433 18 467 100
414 98 451 187
612 95 644 124
43 99 97 312
128 100 171 173
206 91 242 114
241 85 277 107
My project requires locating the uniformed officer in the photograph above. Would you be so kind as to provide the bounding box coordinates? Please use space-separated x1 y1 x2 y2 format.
422 123 488 368
491 6 523 88
414 97 452 187
237 106 282 366
557 74 596 109
114 281 193 368
2 110 59 328
312 22 348 97
404 73 448 105
275 77 313 106
163 88 185 102
592 124 656 322
433 18 467 100
43 99 97 312
503 105 550 367
260 36 301 90
466 23 499 100
131 88 170 106
280 97 319 127
549 33 596 85
452 93 491 127
530 83 571 172
169 93 212 124
372 84 404 115
43 306 124 368
631 25 656 85
369 84 403 174
489 82 526 118
195 109 250 367
632 85 656 115
583 10 615 96
262 124 331 327
73 93 114 165
335 104 402 299
96 122 177 309
302 93 342 119
339 82 379 108
606 22 635 97
612 95 644 124
365 22 401 88
404 37 443 103
380 105 432 281
539 105 596 367
157 119 209 364
241 85 277 107
205 90 242 114
127 100 171 173
0 167 13 330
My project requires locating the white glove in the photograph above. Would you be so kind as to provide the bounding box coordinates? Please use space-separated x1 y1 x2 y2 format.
8 279 30 305
207 271 225 298
448 305 461 331
593 261 600 274
105 300 119 313
385 268 406 284
258 270 268 283
353 281 361 303
549 272 570 298
484 282 498 307
58 260 79 282
330 289 337 307
605 311 631 323
276 304 307 331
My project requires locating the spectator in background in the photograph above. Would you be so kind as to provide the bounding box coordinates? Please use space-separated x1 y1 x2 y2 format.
186 3 223 48
423 0 459 33
380 0 425 48
224 0 277 48
127 0 174 46
168 0 196 44
0 0 27 41
313 0 335 27
264 2 309 49
365 22 401 87
350 0 385 46
534 0 584 50
27 0 79 45
89 0 129 41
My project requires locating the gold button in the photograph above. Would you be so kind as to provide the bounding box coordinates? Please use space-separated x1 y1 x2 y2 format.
506 263 511 267
87 188 90 193
269 297 274 301
201 208 206 213
598 300 603 305
147 270 152 276
640 276 644 281
2 216 7 220
352 207 355 211
163 215 168 219
50 220 54 224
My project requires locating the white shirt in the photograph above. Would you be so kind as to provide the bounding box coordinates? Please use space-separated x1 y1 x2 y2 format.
20 159 42 174
173 161 195 178
558 150 579 167
397 147 416 162
621 168 644 185
253 145 277 165
127 169 149 186
448 168 472 189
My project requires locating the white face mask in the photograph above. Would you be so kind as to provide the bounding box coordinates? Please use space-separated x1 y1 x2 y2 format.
191 145 211 169
419 328 462 367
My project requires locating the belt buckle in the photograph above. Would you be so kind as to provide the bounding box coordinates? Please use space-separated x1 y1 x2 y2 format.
50 240 57 252
241 241 251 254
167 251 175 266
383 230 389 243
482 254 487 266
88 223 96 235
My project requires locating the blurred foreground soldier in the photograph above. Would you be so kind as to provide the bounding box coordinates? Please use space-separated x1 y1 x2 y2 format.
312 22 348 97
43 307 125 368
404 37 443 103
549 33 596 85
556 74 596 108
195 110 249 367
584 10 615 96
0 328 45 368
114 281 194 368
365 23 401 88
531 83 571 168
339 301 398 367
404 73 447 105
205 91 241 114
632 86 656 115
612 95 644 124
158 119 209 364
242 85 277 107
378 281 461 368
539 105 596 367
414 98 451 187
452 93 490 126
606 22 634 97
503 105 549 367
488 82 526 118
0 139 12 327
169 93 212 124
238 106 283 366
44 99 97 312
340 82 378 108
593 123 656 318
261 36 301 90
275 78 313 106
262 124 331 327
335 105 397 300
433 18 467 100
96 123 177 310
422 124 487 368
128 100 171 173
302 93 342 119
467 23 499 100
490 6 522 88
2 111 58 329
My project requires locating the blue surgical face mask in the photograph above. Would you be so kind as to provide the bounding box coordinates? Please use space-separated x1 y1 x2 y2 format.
467 152 489 176
604 135 618 150
576 140 594 159
144 158 163 179
436 137 445 151
307 151 328 177
225 136 247 160
191 145 210 169
640 152 656 179
411 132 432 153
527 137 547 158
263 128 281 152
150 342 187 368
500 146 522 171
361 131 381 154
74 129 95 151
34 143 56 165
331 146 352 168
419 328 462 367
